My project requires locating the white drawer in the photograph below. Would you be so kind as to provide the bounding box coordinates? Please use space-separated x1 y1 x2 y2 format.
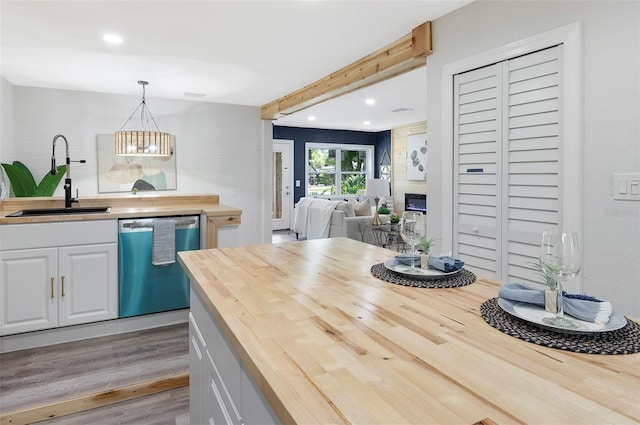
0 220 117 250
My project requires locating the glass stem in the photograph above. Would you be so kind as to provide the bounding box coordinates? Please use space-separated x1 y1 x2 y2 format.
411 244 415 270
555 278 565 318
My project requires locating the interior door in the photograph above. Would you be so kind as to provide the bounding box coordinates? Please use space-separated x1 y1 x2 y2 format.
453 46 563 283
272 140 294 231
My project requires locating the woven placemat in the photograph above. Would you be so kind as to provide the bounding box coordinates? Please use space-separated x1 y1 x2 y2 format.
370 263 476 288
481 297 640 355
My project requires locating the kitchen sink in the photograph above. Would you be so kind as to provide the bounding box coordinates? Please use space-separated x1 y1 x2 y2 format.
7 206 111 217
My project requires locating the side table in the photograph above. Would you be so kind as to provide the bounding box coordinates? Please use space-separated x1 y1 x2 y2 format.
370 223 406 252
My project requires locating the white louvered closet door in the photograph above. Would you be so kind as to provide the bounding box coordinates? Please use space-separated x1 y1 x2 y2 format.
453 45 562 282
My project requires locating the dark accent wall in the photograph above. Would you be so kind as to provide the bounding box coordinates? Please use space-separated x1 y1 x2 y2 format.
273 125 391 203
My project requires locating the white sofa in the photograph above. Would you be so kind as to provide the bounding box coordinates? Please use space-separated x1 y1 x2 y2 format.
293 197 390 244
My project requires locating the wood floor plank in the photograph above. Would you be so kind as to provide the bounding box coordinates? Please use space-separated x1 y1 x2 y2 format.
2 357 188 412
43 386 189 425
0 324 188 413
0 323 189 425
0 373 189 425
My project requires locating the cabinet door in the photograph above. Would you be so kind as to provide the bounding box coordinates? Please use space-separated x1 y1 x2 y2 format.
57 244 118 327
0 248 58 335
204 350 237 425
189 313 205 425
206 216 240 249
191 288 242 413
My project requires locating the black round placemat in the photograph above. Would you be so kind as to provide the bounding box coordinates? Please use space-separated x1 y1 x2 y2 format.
481 297 640 355
370 263 476 288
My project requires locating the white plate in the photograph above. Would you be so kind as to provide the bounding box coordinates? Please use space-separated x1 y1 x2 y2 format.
383 258 461 280
497 297 628 334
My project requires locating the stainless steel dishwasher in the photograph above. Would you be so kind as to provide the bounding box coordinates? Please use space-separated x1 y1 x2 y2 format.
118 216 200 318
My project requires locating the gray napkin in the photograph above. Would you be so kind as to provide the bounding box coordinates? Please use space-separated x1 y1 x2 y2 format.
498 282 612 324
427 255 464 272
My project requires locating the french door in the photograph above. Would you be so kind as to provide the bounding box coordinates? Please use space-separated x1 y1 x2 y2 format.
272 140 294 231
453 45 565 283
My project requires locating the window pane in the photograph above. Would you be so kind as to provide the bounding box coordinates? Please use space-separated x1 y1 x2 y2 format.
341 173 366 194
272 152 282 219
308 148 336 173
341 150 366 172
308 173 335 195
305 143 372 197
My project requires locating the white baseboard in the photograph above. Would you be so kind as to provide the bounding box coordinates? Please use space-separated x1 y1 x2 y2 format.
0 309 189 354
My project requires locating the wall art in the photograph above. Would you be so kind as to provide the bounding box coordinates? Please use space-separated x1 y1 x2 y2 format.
406 133 427 181
96 134 177 193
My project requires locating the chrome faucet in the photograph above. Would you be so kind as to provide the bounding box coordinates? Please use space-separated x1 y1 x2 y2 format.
51 134 86 208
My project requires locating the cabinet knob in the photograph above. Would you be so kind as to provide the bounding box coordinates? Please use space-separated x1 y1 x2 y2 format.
472 227 479 233
61 276 66 297
50 277 55 298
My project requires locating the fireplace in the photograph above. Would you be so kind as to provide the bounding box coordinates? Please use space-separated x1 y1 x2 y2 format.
405 193 426 213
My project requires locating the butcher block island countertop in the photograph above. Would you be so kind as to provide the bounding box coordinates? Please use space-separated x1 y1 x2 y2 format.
178 237 640 425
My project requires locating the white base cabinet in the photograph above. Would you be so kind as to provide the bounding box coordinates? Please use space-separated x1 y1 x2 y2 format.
0 248 57 334
189 287 280 425
57 244 118 327
0 220 118 336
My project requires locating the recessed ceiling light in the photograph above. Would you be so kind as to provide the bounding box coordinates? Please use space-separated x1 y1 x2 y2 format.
365 98 376 105
363 121 371 126
308 116 316 121
103 33 123 44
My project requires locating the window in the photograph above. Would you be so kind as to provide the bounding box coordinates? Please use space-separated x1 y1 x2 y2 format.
305 143 374 197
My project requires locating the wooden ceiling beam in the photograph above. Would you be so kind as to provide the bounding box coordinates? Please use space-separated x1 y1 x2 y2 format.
261 21 432 120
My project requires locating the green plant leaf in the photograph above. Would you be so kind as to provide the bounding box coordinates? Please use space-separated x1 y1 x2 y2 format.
528 260 558 290
34 165 67 196
0 161 38 196
418 237 434 254
13 161 38 188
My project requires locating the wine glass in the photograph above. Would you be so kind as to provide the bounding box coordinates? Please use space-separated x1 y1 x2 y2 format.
400 212 425 272
539 230 582 329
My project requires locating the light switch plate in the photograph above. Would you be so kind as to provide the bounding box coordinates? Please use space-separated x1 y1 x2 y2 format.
613 173 640 200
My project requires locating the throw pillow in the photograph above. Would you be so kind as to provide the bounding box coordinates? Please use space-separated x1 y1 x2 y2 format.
335 201 355 218
351 198 371 216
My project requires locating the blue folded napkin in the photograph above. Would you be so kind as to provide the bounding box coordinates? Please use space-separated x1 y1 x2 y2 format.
427 255 464 273
498 282 612 324
395 253 420 266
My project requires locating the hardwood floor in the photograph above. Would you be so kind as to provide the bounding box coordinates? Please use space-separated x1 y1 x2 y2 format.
272 229 298 243
0 322 189 424
42 386 189 425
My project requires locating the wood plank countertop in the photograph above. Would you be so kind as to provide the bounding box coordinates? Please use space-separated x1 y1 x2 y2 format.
0 193 241 225
178 237 640 425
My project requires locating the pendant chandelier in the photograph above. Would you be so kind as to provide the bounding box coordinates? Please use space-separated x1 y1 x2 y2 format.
115 80 172 156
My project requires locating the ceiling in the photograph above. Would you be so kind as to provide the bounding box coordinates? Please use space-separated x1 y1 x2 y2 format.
0 0 472 132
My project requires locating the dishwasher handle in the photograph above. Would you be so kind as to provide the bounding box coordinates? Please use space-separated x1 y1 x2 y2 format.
119 217 199 232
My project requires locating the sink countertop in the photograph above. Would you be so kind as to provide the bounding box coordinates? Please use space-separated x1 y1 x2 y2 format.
178 238 640 425
0 193 241 224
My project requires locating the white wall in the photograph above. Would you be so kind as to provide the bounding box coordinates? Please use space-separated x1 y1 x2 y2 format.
0 78 271 246
426 0 640 316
